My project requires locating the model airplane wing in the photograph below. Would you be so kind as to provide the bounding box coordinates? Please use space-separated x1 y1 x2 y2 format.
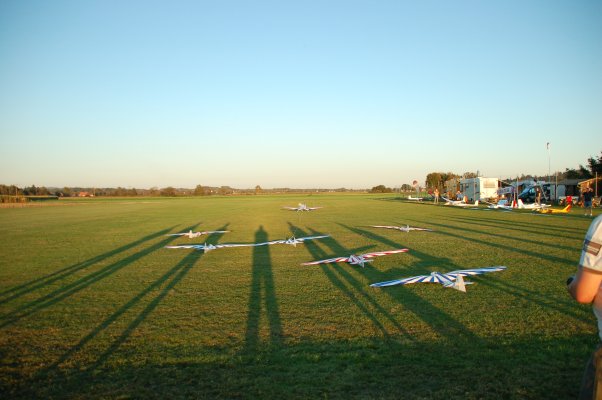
166 230 230 238
301 256 350 265
371 266 506 288
369 225 401 230
446 266 507 277
361 249 409 259
165 242 262 251
263 235 329 246
370 274 432 287
369 225 432 232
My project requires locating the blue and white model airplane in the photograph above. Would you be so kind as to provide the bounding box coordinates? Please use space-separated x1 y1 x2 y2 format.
370 266 506 292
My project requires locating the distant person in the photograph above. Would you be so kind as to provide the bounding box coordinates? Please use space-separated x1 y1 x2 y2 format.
456 190 463 201
434 188 439 204
567 215 602 398
536 186 542 205
584 187 594 217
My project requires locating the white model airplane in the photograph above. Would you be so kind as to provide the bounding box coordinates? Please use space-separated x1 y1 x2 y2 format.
302 249 409 268
407 196 423 201
482 201 513 211
166 230 230 238
283 203 323 211
517 199 551 210
368 225 433 232
442 196 479 207
262 235 330 247
370 266 506 292
165 242 257 252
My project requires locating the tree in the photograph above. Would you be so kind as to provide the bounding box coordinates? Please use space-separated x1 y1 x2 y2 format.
160 187 176 197
255 185 262 195
370 185 392 193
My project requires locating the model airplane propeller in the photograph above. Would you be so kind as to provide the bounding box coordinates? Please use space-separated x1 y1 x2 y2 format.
283 203 323 211
370 266 506 292
166 229 230 238
302 249 409 268
368 225 433 232
263 235 329 247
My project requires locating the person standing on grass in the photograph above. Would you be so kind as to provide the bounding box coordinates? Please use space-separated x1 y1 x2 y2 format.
584 186 594 217
434 188 439 204
567 214 602 399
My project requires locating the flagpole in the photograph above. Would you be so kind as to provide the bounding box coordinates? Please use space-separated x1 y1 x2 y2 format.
547 142 551 200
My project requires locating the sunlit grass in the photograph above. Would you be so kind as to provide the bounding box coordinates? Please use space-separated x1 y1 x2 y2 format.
0 194 599 398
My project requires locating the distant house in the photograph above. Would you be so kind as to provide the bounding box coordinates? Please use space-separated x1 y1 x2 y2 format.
77 192 94 197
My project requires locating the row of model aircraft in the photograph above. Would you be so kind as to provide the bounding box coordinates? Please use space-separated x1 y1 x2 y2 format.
165 221 504 291
439 197 573 214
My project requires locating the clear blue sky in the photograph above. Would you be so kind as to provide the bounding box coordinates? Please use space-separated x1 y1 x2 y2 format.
1 0 600 189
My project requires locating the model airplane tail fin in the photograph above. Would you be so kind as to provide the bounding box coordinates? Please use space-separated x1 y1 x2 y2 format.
564 203 572 212
517 199 524 208
474 200 479 206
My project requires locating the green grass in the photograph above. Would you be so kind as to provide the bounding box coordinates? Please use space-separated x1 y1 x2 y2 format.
0 194 599 399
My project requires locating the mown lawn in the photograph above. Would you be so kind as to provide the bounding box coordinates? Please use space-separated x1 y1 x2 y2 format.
0 194 599 399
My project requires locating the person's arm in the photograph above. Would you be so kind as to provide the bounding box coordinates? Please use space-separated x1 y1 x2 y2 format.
568 267 602 304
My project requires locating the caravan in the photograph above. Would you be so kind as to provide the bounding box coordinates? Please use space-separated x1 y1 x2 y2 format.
459 177 499 202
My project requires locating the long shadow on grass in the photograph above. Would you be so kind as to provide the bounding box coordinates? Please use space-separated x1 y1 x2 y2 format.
436 214 585 246
356 223 591 324
416 217 575 267
39 225 229 376
291 223 415 340
5 333 592 399
0 226 177 304
0 224 197 329
243 225 283 353
336 224 481 341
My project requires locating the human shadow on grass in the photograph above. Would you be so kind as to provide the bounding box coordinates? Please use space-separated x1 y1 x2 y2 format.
355 223 591 324
4 334 594 400
336 224 482 342
38 225 229 377
242 225 283 354
290 223 415 341
0 224 197 329
6 333 591 400
0 226 177 304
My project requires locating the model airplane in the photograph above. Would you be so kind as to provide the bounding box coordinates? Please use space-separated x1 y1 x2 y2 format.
283 203 323 211
165 242 257 252
537 203 572 214
517 199 551 210
368 225 433 232
166 229 230 238
407 196 423 201
262 235 330 247
441 197 479 207
370 266 506 292
302 249 409 268
482 201 513 211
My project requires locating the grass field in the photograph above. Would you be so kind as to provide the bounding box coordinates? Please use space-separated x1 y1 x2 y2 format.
0 194 600 399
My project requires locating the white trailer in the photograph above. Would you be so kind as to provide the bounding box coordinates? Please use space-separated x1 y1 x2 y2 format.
459 177 499 201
